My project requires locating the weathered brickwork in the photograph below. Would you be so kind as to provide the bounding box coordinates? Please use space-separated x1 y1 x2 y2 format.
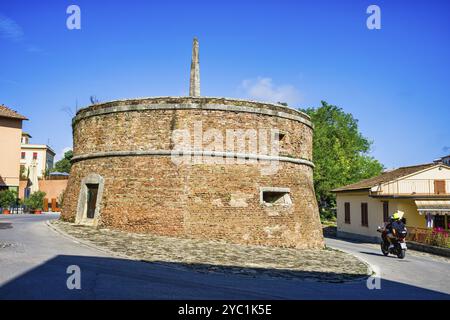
62 97 324 249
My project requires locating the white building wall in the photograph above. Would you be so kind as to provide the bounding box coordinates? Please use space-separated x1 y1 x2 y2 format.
20 146 54 178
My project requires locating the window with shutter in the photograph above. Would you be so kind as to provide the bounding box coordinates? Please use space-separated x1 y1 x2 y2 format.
434 180 446 194
383 201 389 223
344 202 351 224
361 203 368 227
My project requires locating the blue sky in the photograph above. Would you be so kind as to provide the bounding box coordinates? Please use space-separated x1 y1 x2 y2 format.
0 0 449 167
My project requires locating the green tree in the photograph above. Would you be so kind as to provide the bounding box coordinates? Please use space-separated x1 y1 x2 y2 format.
0 189 17 209
52 150 73 173
302 101 384 209
24 191 46 210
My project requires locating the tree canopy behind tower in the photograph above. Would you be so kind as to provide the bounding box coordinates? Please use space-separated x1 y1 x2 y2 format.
52 150 73 174
301 101 384 209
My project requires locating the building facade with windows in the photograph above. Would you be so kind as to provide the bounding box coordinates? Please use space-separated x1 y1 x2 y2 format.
0 105 27 193
20 132 55 179
334 163 450 242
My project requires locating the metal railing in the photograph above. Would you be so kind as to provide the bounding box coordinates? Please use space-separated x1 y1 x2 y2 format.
407 226 450 248
0 205 30 214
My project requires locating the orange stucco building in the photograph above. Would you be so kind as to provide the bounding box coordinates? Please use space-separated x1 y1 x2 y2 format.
0 105 27 193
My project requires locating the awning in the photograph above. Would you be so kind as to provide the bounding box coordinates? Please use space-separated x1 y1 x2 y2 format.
415 200 450 215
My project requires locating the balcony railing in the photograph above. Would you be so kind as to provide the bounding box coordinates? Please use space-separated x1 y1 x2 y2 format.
371 179 450 196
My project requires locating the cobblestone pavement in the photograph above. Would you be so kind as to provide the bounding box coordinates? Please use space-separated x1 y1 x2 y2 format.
50 220 368 282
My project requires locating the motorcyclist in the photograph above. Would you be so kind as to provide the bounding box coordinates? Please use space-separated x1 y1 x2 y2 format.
385 211 404 249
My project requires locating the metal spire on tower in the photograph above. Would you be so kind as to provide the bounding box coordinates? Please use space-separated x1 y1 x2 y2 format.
189 37 200 97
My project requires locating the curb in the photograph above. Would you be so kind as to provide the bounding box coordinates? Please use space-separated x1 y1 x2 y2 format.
325 245 375 281
406 241 450 258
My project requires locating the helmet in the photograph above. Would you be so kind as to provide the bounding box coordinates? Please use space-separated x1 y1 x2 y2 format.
391 212 400 221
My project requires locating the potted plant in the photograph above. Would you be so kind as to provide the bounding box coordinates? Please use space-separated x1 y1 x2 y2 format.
24 191 46 214
0 190 17 214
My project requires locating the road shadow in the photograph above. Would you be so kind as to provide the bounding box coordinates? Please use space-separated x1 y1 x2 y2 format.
0 255 448 300
324 234 380 245
322 226 337 238
358 251 410 260
359 251 389 257
0 222 12 229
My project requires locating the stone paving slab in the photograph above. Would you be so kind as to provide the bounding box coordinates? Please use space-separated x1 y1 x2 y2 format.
50 220 368 282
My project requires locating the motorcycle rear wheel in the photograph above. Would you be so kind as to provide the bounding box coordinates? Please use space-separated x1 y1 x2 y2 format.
397 249 406 259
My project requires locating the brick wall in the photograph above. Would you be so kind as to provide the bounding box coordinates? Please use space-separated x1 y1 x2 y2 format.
62 97 324 249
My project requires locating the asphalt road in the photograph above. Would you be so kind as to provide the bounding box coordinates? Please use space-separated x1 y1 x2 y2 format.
0 214 448 300
325 237 450 296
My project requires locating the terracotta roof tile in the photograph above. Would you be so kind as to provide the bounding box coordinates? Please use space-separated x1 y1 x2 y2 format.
0 104 27 120
332 163 436 192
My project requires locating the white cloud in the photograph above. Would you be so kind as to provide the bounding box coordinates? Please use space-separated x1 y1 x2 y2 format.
0 14 24 42
0 78 19 85
240 77 302 106
55 146 72 162
0 13 41 53
26 44 43 53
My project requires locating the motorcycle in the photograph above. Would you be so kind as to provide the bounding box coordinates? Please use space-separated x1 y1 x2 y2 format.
377 224 408 259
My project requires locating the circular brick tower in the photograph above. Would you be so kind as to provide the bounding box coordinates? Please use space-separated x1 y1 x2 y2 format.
61 40 324 249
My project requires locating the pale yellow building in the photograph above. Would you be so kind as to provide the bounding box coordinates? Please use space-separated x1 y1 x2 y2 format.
20 132 55 179
0 105 28 193
334 163 450 242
